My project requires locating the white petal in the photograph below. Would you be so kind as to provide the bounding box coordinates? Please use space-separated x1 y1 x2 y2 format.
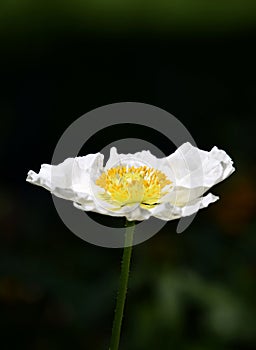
152 193 219 221
26 153 104 205
161 186 207 207
105 147 160 169
125 207 152 221
105 147 175 186
166 142 235 204
74 201 152 221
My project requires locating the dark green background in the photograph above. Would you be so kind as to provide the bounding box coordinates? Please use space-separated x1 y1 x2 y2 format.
0 1 256 349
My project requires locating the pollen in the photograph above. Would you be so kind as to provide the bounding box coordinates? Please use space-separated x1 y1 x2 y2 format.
95 165 172 209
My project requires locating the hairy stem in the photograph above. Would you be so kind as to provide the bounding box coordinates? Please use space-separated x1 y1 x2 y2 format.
109 220 135 350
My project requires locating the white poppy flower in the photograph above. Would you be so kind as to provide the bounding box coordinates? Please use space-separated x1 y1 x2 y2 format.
26 142 235 221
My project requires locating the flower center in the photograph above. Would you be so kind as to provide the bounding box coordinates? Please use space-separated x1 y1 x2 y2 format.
95 165 172 209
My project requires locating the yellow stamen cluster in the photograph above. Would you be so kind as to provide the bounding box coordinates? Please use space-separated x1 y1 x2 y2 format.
96 165 172 209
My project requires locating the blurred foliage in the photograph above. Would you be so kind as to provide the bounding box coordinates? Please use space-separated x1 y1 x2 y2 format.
0 0 256 349
1 0 256 34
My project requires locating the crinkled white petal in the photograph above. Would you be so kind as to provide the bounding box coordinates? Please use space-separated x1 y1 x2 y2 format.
74 193 218 222
105 146 176 186
165 142 235 206
106 147 163 169
151 193 219 221
26 153 103 205
167 142 234 188
74 201 152 221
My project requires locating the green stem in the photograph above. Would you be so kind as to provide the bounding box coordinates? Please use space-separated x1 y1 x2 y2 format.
109 220 135 350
